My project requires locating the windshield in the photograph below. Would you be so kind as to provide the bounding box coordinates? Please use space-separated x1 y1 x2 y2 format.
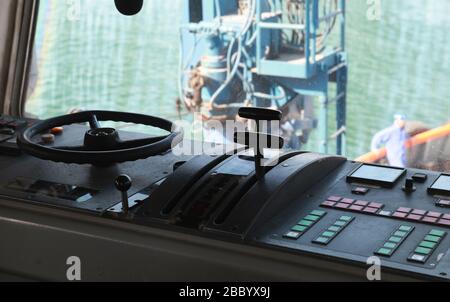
26 0 450 172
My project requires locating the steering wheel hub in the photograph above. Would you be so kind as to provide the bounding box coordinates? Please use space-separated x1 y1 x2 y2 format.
84 128 120 151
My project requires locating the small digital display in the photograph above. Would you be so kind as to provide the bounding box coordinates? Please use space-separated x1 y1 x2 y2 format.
429 174 450 196
6 177 98 203
347 164 406 188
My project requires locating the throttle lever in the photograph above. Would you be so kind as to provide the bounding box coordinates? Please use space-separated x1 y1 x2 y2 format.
235 107 284 180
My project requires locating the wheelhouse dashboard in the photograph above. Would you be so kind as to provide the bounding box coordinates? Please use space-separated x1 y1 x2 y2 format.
0 114 450 281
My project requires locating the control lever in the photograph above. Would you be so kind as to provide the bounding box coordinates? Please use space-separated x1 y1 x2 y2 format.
234 107 284 180
403 178 416 193
115 174 132 214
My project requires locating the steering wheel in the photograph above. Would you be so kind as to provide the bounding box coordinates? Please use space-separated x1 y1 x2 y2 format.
17 111 183 165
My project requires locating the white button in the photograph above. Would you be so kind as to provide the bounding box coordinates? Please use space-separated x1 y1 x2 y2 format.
379 211 392 216
411 254 425 262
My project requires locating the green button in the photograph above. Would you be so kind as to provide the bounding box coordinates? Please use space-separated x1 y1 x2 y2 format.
399 226 412 232
419 241 436 249
315 237 330 244
389 236 402 243
429 230 446 237
377 248 392 256
304 215 320 222
384 242 397 249
298 220 314 227
394 231 407 237
335 221 346 227
292 225 308 232
328 226 341 232
425 235 441 243
322 231 336 238
340 216 353 222
311 210 326 217
415 247 432 255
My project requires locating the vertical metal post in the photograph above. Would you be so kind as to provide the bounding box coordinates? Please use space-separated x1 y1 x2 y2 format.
319 95 328 154
311 0 318 63
305 0 311 74
256 0 262 73
339 0 346 51
336 0 347 156
336 66 347 156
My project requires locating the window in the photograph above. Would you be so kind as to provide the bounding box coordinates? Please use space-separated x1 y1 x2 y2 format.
26 0 450 172
27 0 181 120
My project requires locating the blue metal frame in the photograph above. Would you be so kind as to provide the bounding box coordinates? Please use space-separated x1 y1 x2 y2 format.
180 0 348 155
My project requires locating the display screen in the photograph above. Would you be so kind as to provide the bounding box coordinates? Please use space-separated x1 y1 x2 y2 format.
429 174 450 195
6 177 98 203
347 164 406 188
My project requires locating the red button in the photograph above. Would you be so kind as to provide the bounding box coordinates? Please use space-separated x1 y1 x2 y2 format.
335 203 350 209
422 217 438 224
349 205 364 212
407 214 423 221
355 200 369 206
392 212 407 218
322 201 336 207
438 219 450 226
397 207 412 213
363 207 378 214
412 209 426 215
369 202 383 209
427 212 442 218
341 198 355 204
328 196 342 202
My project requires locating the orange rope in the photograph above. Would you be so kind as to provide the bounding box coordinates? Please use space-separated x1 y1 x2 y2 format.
356 123 450 163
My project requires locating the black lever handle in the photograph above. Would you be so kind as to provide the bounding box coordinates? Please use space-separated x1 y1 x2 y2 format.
234 132 284 150
238 107 282 122
236 107 284 180
115 174 132 213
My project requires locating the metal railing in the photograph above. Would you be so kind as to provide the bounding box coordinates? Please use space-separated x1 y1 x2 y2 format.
255 0 345 75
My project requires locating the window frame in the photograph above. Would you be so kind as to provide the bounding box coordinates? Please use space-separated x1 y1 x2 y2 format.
0 0 39 117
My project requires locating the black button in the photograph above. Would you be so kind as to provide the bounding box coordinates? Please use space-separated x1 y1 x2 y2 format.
402 178 416 193
412 173 428 183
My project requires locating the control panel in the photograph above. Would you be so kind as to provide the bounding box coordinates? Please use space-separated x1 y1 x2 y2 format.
1 114 450 281
254 162 450 280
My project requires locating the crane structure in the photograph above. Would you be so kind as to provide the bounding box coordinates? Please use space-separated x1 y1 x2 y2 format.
179 0 347 154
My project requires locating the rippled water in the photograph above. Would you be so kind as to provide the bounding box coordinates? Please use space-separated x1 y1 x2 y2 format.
27 0 450 158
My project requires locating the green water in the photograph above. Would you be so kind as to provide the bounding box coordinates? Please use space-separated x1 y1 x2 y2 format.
27 0 450 158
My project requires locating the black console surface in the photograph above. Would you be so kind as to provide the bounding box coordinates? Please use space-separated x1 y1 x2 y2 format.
1 115 450 281
0 119 191 213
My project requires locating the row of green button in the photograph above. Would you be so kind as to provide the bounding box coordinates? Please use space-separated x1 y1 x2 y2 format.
283 210 327 240
375 225 414 257
408 229 447 263
313 215 354 245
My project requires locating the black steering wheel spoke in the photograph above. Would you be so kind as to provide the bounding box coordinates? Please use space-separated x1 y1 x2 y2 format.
88 114 101 129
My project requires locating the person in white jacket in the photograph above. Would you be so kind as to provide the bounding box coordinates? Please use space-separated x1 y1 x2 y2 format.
371 114 409 168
